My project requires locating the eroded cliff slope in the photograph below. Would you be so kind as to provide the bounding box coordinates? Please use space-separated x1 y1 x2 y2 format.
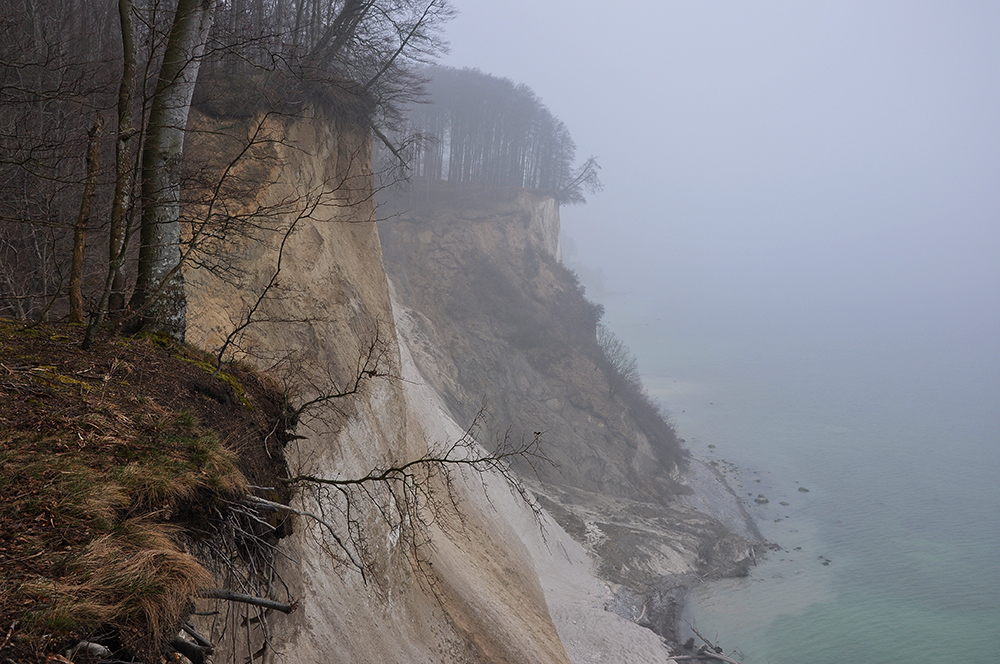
380 186 760 639
180 103 756 662
181 101 699 663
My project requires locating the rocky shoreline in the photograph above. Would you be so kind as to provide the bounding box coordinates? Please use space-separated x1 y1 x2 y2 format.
528 456 765 651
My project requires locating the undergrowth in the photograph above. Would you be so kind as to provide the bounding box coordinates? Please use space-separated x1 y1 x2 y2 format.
0 319 290 662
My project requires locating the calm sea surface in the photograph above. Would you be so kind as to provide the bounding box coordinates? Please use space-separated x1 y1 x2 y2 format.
594 291 1000 664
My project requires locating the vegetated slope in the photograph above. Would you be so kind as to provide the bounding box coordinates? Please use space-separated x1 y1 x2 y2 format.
380 185 759 640
381 188 683 501
0 320 291 663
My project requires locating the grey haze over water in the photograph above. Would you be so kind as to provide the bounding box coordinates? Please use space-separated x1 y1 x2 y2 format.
442 1 1000 357
442 2 1000 661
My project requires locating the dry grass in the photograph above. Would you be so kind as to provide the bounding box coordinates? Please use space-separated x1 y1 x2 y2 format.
1 415 242 659
15 522 213 658
0 319 290 662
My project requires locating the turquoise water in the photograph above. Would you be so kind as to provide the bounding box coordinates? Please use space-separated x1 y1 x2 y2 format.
593 293 1000 664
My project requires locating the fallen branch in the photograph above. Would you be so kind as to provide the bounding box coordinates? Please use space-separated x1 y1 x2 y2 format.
201 589 296 614
182 622 214 651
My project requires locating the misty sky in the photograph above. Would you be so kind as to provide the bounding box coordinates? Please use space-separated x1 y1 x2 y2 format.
439 1 1000 373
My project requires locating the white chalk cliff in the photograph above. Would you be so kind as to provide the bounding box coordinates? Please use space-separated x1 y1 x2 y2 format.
183 103 753 663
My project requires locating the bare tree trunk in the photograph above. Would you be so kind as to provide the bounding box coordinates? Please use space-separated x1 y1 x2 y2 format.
310 0 372 64
108 0 137 314
68 116 102 323
129 0 217 341
83 0 139 349
292 0 305 46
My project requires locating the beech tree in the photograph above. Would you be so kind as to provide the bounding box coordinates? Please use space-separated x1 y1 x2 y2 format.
127 0 217 340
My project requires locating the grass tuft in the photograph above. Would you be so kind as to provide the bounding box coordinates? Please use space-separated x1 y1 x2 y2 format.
15 522 213 658
0 320 289 661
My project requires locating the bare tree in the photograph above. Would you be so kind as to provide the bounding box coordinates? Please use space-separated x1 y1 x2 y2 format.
82 0 143 350
128 0 218 339
557 155 603 205
179 427 548 663
68 116 103 323
2 0 455 339
597 323 641 398
279 406 548 580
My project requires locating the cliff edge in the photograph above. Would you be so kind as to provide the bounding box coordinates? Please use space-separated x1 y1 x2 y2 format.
0 104 757 664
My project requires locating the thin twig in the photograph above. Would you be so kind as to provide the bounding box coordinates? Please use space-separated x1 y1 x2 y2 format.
0 621 16 650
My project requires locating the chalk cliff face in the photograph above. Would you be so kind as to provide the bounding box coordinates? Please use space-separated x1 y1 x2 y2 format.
380 187 761 637
184 104 578 664
183 106 754 662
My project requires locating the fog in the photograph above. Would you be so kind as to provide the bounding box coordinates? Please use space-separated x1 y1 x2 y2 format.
440 1 1000 392
438 9 1000 656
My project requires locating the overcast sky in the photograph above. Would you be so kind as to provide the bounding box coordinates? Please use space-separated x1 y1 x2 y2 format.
438 1 1000 365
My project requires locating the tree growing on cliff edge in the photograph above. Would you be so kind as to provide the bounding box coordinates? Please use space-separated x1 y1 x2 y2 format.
123 0 454 340
275 405 549 583
126 0 217 341
0 0 454 341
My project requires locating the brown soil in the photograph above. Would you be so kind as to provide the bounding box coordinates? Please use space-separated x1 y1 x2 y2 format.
0 318 291 662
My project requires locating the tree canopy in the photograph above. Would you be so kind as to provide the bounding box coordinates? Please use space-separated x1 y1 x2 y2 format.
401 66 601 203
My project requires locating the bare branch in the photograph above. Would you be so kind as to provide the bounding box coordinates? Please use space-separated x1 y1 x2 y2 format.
278 404 552 576
201 589 296 615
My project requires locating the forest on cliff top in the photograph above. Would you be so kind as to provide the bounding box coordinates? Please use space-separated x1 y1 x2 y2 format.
0 3 719 662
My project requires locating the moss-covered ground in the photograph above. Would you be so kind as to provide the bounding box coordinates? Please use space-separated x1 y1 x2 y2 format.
0 319 290 662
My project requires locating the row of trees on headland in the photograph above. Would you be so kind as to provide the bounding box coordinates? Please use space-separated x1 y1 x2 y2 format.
400 66 602 204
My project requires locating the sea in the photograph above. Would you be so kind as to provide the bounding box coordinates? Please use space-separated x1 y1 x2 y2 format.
592 290 1000 664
